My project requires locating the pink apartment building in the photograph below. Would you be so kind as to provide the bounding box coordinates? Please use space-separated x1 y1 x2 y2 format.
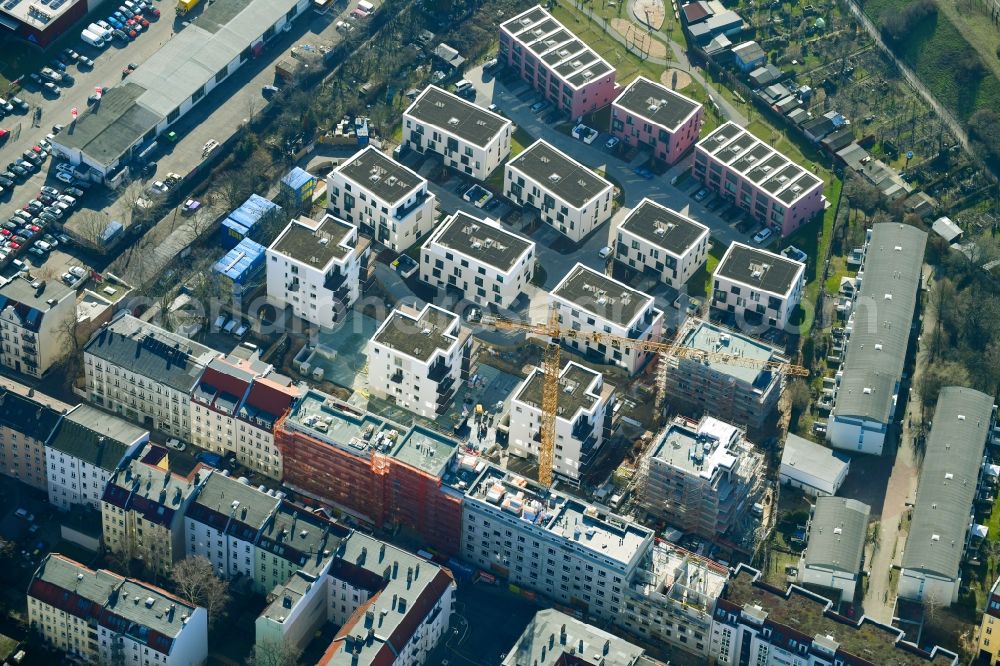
499 5 618 120
610 76 703 165
693 121 826 237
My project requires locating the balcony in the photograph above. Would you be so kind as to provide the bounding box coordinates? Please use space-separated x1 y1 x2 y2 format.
436 375 455 395
21 332 35 343
324 270 348 293
572 418 592 442
428 358 451 382
390 370 404 384
437 386 456 405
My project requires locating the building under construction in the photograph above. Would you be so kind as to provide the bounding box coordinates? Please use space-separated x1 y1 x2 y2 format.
637 414 765 549
275 389 464 554
660 319 786 433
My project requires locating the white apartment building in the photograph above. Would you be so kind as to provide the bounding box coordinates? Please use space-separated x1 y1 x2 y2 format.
190 356 299 479
505 610 649 665
327 147 438 252
185 471 281 581
367 304 473 419
508 362 615 484
550 263 663 375
45 405 148 511
28 554 208 666
317 533 456 665
420 211 535 309
84 313 219 440
0 276 76 378
614 198 710 288
403 85 512 180
460 465 655 624
266 214 369 330
711 242 805 330
505 140 613 242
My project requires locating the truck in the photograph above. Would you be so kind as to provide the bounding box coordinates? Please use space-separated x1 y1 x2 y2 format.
176 0 200 15
80 29 105 48
88 22 111 40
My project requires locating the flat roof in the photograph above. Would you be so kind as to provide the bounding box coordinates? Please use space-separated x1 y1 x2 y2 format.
650 416 744 479
390 425 458 477
504 609 646 666
552 263 654 328
613 76 701 132
269 215 356 269
903 387 994 581
721 566 959 666
0 274 74 311
698 122 823 206
780 434 850 488
804 497 870 574
508 140 611 208
618 198 709 257
501 5 614 91
467 465 652 566
335 147 425 205
715 242 805 296
677 319 780 386
430 212 533 272
59 0 303 169
372 304 462 363
284 390 394 457
405 85 511 148
834 224 926 422
515 362 601 420
0 0 82 29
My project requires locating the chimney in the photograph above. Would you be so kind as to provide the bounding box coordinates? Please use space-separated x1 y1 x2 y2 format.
560 624 567 645
406 566 413 589
397 597 406 613
603 639 610 655
392 560 398 578
379 543 386 562
414 563 419 580
392 594 397 610
578 639 584 653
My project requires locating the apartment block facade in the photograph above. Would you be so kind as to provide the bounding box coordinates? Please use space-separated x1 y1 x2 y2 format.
0 276 76 378
367 304 474 419
327 147 438 252
420 212 535 310
508 362 615 484
499 5 618 119
46 404 148 511
613 198 710 288
505 140 614 242
550 263 663 375
28 554 208 666
190 356 299 480
266 214 370 330
403 85 512 180
84 313 219 440
711 242 805 330
694 122 826 237
611 76 703 165
0 388 64 491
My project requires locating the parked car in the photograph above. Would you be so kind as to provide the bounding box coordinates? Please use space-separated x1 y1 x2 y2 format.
56 172 74 184
42 82 60 96
605 136 620 151
529 100 549 113
57 195 76 206
693 187 709 202
752 227 773 244
10 96 28 112
78 56 95 69
64 187 84 198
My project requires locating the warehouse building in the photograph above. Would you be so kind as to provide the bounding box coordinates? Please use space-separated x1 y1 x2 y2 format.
798 497 870 599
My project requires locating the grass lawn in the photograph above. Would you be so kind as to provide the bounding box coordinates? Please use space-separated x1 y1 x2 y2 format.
511 126 533 156
690 242 725 299
783 176 842 309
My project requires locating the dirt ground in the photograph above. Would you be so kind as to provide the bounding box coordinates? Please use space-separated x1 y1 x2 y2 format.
661 68 693 90
610 18 669 59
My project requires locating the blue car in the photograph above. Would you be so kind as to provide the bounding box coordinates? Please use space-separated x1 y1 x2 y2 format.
113 11 126 22
107 16 123 28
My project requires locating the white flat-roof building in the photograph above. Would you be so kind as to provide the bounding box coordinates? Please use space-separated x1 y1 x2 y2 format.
779 433 850 497
614 198 710 288
712 242 805 330
367 304 474 419
45 405 148 511
403 85 512 181
420 212 535 309
504 609 648 666
460 465 655 623
327 147 438 252
266 214 369 330
505 140 614 242
828 224 927 455
798 497 870 599
508 362 615 484
550 263 663 375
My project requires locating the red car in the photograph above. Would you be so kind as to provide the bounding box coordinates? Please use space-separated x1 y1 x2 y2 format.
0 128 9 141
145 6 160 17
140 17 150 27
0 229 11 237
28 224 40 233
9 241 20 250
128 28 137 38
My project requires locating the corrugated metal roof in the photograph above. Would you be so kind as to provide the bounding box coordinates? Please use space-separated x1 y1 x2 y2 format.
804 497 870 574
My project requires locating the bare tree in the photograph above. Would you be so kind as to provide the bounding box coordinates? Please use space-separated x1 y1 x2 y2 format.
246 640 302 666
76 211 109 250
170 556 231 628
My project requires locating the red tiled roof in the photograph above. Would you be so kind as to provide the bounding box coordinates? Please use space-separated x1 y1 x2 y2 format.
683 2 710 22
245 379 298 417
199 365 251 402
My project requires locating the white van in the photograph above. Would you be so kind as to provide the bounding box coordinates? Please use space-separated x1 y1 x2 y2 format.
81 29 105 48
357 0 374 11
455 79 472 92
88 22 111 40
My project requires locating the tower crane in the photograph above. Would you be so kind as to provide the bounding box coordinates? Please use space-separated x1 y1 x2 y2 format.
479 307 808 486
